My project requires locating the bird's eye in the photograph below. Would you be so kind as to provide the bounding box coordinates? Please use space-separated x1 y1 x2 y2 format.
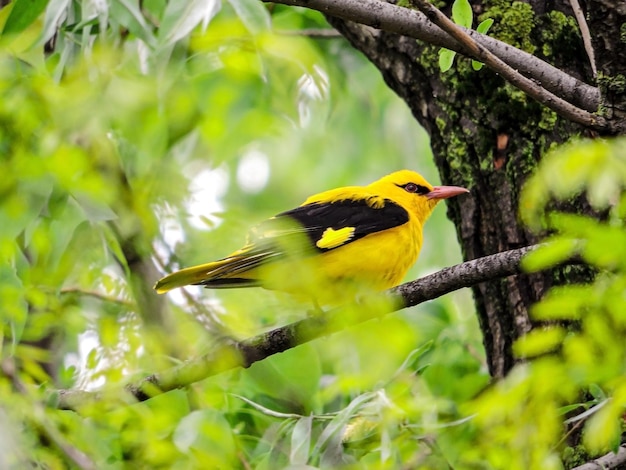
402 183 429 194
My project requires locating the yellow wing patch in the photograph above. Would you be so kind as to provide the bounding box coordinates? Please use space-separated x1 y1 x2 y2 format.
316 227 355 250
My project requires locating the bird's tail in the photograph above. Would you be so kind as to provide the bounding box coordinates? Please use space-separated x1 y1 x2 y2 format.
154 259 231 294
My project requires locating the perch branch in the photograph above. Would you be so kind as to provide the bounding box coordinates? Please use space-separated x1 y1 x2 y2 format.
55 245 539 410
571 446 626 470
264 0 600 114
409 0 607 131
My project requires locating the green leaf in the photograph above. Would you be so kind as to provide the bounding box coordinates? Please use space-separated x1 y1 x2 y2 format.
110 0 157 47
513 327 566 358
589 383 606 401
86 347 99 370
290 415 313 465
48 197 87 270
41 0 72 43
547 212 596 236
476 18 494 34
557 403 586 417
62 17 101 34
521 238 579 272
564 399 607 424
392 341 433 378
173 409 236 464
588 165 622 210
530 285 591 321
471 60 484 71
470 18 494 71
101 224 130 276
2 0 48 35
581 225 626 269
73 195 118 222
159 0 221 46
583 401 622 454
227 0 271 35
452 0 472 29
0 263 27 351
0 178 52 243
45 390 60 408
313 392 377 458
439 48 456 73
244 343 321 405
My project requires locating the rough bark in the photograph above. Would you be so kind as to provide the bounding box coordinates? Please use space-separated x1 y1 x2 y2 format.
323 0 624 377
585 0 626 123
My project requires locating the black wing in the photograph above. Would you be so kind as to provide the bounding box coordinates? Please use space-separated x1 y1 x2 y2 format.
270 198 409 252
198 198 409 287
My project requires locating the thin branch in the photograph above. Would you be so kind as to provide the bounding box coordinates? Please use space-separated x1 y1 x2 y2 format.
264 0 600 113
60 287 134 308
54 245 539 410
232 394 336 419
277 28 343 38
2 359 96 470
408 0 607 131
568 0 597 78
571 446 626 470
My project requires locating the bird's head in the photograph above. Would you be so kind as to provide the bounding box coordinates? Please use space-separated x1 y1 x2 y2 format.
369 170 469 222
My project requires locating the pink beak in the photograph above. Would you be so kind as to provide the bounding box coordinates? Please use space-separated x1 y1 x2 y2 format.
426 185 470 200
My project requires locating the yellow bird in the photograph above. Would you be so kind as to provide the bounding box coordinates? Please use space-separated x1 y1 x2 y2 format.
154 170 468 301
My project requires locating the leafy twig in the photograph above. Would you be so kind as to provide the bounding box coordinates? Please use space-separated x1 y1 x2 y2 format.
408 0 607 131
263 0 600 113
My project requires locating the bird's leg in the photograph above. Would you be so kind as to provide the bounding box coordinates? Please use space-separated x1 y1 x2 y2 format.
307 297 326 317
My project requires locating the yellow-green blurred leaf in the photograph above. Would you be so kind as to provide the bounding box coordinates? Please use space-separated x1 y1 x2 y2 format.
173 409 236 465
521 238 579 272
513 327 566 358
583 400 622 454
530 285 591 321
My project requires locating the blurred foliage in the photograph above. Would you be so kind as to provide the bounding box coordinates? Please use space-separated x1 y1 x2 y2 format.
457 139 625 469
7 0 623 469
0 0 487 468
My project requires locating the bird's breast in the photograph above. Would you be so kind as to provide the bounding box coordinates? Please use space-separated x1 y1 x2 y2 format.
317 218 423 291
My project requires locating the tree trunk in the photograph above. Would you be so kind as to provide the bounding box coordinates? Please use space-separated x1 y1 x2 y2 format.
326 0 624 377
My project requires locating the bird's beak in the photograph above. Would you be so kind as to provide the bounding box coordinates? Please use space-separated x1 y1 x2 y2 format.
426 185 470 200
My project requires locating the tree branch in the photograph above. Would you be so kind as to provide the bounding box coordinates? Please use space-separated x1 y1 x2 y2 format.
277 28 343 38
55 245 539 410
408 0 608 131
265 0 600 114
568 0 596 78
2 359 96 470
571 446 626 470
60 287 133 308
